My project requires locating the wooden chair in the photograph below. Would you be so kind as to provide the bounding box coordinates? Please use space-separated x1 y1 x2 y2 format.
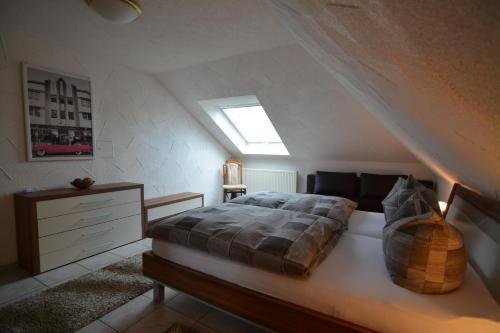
223 160 247 202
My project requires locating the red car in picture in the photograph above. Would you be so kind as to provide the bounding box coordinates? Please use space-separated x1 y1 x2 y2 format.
33 143 92 157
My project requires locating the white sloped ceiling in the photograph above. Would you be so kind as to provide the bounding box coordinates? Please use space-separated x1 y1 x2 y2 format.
267 0 500 197
0 0 295 73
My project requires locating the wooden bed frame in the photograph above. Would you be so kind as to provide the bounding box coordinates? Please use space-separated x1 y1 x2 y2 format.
142 183 499 332
142 252 375 333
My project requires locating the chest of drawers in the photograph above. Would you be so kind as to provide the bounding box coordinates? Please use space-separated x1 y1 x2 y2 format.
14 182 144 274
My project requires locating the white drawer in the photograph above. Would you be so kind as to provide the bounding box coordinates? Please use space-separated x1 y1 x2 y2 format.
147 197 202 222
37 188 140 219
39 214 142 255
38 201 141 237
39 215 142 272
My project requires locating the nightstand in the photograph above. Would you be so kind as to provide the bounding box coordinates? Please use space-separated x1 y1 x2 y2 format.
143 192 204 229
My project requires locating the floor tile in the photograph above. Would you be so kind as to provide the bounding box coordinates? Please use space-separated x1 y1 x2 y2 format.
0 288 49 309
122 306 194 333
77 252 123 271
0 266 30 286
76 320 117 333
199 308 269 333
0 277 46 306
136 238 152 249
192 323 220 333
166 293 211 321
100 295 159 331
34 263 89 287
142 286 178 302
110 243 147 258
247 324 275 333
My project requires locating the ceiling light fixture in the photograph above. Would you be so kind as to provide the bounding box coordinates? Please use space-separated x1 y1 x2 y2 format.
84 0 142 24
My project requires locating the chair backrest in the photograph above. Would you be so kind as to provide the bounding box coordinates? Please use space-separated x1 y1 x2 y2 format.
223 160 242 185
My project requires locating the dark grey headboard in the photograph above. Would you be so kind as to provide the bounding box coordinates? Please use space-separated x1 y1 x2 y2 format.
306 173 435 213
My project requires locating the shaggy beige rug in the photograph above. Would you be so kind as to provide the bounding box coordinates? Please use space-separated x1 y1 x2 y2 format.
0 254 152 333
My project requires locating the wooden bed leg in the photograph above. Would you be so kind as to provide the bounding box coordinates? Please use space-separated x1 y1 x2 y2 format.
153 281 165 303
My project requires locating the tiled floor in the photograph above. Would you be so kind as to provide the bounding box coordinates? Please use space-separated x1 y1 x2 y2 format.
0 238 273 333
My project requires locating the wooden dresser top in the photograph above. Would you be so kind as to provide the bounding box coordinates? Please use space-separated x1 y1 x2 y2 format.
144 192 203 209
15 182 143 201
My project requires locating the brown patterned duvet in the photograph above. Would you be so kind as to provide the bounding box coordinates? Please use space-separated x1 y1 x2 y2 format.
149 192 357 277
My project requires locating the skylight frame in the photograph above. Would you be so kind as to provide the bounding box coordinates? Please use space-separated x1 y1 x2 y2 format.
198 95 289 156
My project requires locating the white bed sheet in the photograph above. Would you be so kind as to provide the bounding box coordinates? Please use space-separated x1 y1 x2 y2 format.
152 233 500 333
345 210 386 239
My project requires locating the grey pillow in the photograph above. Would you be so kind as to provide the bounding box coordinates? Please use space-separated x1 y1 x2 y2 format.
229 191 290 208
382 175 440 224
387 191 438 223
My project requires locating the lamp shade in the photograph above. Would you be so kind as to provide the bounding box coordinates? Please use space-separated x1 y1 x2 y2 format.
438 200 448 213
85 0 142 24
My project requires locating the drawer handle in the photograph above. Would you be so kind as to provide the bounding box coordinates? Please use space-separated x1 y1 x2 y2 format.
80 227 114 239
76 213 113 225
79 198 113 206
81 241 114 255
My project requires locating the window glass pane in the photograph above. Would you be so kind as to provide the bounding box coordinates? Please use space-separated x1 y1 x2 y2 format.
222 106 281 143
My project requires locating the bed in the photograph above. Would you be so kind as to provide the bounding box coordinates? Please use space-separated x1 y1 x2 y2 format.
143 184 500 333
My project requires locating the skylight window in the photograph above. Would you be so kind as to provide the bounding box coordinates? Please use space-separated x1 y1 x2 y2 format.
199 96 289 155
222 106 281 144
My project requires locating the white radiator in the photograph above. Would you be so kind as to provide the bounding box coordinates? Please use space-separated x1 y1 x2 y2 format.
242 168 298 193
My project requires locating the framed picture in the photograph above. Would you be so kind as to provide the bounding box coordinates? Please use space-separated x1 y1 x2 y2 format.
22 63 95 161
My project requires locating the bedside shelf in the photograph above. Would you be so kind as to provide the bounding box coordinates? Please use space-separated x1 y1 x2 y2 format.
143 192 204 227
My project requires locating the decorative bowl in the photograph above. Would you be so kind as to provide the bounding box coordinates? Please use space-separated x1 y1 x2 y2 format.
71 178 95 189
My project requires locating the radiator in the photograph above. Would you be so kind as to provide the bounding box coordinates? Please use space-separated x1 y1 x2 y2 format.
242 168 298 193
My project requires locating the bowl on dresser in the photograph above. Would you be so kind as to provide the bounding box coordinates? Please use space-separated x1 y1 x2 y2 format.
71 178 95 189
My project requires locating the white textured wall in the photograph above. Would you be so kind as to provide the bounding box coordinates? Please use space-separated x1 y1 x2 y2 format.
159 44 420 163
0 28 229 266
159 43 437 196
240 157 435 194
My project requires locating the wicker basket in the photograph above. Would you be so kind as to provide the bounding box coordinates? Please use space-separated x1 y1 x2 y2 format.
383 212 466 294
